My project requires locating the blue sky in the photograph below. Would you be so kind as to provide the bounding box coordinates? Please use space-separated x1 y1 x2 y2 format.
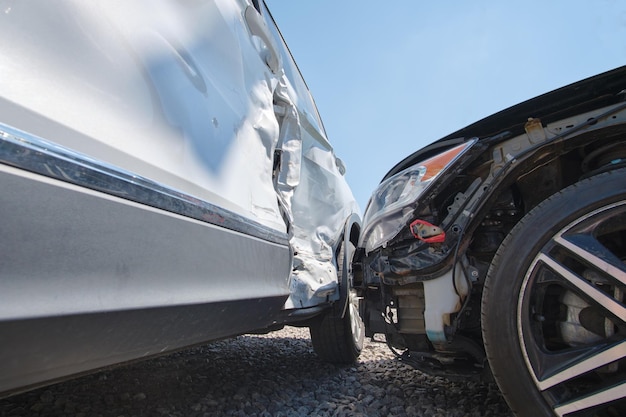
266 0 626 211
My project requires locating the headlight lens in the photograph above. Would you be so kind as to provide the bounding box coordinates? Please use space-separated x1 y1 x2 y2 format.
360 140 475 253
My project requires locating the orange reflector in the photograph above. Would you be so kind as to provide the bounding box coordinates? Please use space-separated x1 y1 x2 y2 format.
421 142 469 181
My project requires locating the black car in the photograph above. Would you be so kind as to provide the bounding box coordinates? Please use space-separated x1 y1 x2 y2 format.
355 66 626 416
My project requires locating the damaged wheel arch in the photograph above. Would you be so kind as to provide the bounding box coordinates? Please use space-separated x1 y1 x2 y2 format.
310 216 364 364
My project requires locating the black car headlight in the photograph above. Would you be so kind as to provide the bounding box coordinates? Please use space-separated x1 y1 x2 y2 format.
359 140 475 253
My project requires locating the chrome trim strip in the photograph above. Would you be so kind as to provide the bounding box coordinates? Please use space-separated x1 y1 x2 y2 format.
0 123 289 246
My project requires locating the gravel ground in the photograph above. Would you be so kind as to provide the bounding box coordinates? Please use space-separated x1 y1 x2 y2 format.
0 327 512 417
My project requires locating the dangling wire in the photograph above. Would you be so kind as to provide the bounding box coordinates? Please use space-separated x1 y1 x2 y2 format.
451 224 464 297
449 224 476 334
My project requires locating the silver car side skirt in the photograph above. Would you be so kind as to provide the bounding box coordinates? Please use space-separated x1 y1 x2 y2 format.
0 296 289 397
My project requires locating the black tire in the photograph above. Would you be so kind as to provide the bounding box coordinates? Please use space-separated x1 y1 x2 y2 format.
483 169 626 417
310 241 364 364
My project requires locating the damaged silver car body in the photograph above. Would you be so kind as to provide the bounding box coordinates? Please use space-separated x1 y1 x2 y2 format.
355 66 626 416
0 0 362 396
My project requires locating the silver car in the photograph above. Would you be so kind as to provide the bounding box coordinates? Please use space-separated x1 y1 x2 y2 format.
0 0 363 396
356 66 626 416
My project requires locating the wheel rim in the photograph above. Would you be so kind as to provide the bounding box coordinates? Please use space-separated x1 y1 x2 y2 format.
518 201 626 416
348 288 363 346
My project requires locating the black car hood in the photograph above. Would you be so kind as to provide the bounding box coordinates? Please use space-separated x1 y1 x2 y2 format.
384 65 626 181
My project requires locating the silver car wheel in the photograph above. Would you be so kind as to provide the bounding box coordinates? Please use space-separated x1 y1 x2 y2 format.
310 241 364 364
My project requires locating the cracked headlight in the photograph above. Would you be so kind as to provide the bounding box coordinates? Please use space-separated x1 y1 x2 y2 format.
359 140 475 253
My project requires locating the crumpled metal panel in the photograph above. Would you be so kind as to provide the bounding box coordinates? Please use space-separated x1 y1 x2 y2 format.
273 77 360 308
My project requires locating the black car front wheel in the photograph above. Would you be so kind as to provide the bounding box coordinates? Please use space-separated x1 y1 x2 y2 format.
482 169 626 417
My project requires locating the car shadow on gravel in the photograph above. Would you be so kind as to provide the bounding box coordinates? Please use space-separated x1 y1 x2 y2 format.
0 328 512 417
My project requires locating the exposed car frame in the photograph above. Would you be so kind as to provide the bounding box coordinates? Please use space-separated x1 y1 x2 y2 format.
356 66 626 416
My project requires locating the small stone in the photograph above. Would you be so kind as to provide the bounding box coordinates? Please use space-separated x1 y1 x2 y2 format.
30 403 44 412
133 392 146 401
39 390 54 404
8 407 26 416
